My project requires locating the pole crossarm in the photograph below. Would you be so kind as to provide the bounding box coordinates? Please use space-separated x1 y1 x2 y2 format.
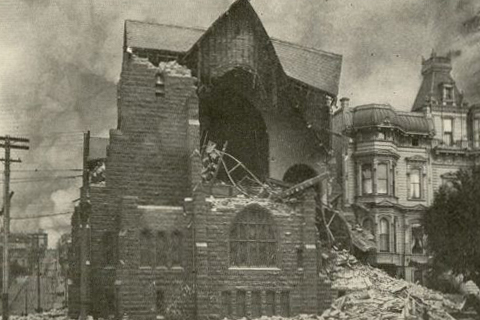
0 137 29 143
0 145 29 150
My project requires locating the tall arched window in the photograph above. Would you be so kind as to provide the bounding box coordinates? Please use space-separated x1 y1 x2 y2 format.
140 230 154 267
379 218 390 252
230 205 276 267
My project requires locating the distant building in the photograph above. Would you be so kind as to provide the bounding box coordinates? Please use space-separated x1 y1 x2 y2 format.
69 0 343 319
333 52 480 284
0 231 48 278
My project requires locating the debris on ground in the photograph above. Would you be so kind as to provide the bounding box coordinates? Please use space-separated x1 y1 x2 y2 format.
8 309 67 320
320 250 464 320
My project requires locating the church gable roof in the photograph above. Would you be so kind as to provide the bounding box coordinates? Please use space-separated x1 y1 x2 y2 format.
123 0 342 95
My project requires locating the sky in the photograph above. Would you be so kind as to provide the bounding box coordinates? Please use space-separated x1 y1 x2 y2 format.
0 0 479 247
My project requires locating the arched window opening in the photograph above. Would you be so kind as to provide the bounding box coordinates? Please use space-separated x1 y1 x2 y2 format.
156 231 167 266
230 205 276 267
201 86 269 182
379 218 390 252
283 164 317 185
411 224 425 255
140 230 154 267
171 231 183 267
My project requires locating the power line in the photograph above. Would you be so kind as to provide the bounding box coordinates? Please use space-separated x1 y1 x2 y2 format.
0 176 82 184
10 169 82 172
11 211 73 220
10 175 82 180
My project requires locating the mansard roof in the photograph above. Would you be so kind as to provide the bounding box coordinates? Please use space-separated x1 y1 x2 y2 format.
411 53 464 112
123 0 342 95
350 104 432 135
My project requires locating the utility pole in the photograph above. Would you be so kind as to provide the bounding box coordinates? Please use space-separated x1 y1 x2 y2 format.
31 232 46 313
36 245 41 313
0 135 29 320
79 131 90 320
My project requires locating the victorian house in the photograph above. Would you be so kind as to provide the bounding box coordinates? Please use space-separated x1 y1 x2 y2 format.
333 52 480 284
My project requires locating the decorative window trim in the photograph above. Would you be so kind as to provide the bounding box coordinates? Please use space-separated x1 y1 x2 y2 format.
376 162 389 195
442 84 454 102
406 164 426 201
378 217 390 253
357 159 396 197
360 163 373 195
442 117 454 146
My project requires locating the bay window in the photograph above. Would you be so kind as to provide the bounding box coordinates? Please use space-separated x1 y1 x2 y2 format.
377 163 388 194
361 164 373 195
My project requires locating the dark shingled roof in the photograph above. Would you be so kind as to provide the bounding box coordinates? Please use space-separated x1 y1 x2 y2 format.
271 39 342 95
124 17 342 95
351 104 431 135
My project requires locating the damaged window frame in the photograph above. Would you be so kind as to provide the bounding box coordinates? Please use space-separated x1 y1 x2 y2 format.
229 206 277 268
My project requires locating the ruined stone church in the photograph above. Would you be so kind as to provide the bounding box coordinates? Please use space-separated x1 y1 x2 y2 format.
69 0 342 319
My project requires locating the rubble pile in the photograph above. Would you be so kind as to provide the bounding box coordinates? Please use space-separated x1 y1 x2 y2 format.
321 250 463 320
8 309 67 320
158 61 191 77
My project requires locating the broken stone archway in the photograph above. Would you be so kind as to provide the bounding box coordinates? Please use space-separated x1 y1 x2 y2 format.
199 68 270 183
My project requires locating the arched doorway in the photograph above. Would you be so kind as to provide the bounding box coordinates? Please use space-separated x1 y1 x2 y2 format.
200 87 269 182
283 164 318 184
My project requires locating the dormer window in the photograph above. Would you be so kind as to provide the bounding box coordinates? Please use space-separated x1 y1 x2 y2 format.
412 137 419 146
443 85 454 102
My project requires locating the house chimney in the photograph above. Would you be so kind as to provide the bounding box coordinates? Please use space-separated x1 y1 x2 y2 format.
340 97 350 110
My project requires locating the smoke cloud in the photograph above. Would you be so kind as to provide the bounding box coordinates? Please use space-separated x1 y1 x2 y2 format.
1 0 479 247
